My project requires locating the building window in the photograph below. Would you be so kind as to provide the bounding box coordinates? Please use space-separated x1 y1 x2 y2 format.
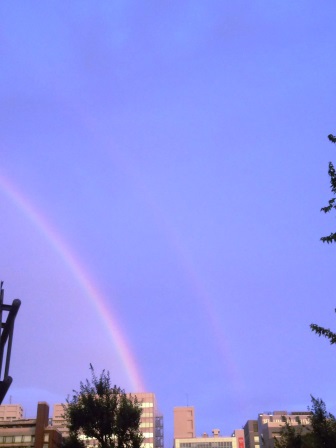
142 433 153 438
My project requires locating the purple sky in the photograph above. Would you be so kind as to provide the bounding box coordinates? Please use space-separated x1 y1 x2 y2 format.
1 1 336 446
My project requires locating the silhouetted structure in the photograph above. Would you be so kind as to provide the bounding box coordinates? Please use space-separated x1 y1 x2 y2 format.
0 282 21 404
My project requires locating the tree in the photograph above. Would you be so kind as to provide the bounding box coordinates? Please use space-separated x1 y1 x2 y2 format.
62 434 86 448
310 134 336 343
320 134 336 244
310 310 336 345
308 396 336 448
64 365 143 448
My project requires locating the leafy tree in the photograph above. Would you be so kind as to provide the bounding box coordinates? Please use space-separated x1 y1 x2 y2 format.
64 365 143 448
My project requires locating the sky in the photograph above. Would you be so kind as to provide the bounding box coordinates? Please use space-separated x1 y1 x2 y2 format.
1 0 336 446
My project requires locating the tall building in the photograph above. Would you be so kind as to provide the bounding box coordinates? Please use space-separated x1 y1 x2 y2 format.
134 393 163 448
174 407 195 439
52 404 68 439
0 402 62 448
243 420 259 448
0 404 23 421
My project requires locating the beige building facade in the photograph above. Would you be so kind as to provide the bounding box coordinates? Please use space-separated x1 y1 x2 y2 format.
0 402 62 448
0 405 23 422
174 433 237 448
257 411 311 448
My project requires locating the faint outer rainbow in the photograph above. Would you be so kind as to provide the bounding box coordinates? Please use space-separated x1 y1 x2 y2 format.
0 172 145 392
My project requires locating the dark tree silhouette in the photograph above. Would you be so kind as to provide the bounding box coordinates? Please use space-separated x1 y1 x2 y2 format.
310 135 336 344
320 134 336 243
64 365 143 448
308 396 336 448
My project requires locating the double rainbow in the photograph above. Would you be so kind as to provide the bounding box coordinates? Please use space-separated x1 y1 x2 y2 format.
0 172 145 392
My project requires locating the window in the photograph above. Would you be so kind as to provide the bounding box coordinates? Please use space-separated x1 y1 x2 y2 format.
140 423 153 428
142 432 153 438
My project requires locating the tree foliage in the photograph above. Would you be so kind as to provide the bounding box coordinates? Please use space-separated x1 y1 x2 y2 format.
310 135 336 343
64 365 143 448
320 134 336 244
62 434 86 448
310 310 336 345
308 396 336 448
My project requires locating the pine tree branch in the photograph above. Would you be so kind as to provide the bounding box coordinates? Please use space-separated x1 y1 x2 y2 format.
310 324 336 344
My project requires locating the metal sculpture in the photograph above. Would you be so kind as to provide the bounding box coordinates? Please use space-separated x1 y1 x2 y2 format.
0 282 21 404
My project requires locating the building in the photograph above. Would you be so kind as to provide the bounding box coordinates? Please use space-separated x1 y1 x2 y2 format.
174 407 195 439
0 402 62 448
0 405 23 421
134 393 163 448
52 404 68 439
53 392 163 448
232 429 245 448
257 411 311 448
173 406 244 448
243 420 259 448
174 430 237 448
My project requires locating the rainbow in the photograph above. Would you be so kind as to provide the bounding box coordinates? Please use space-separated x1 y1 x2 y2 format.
0 172 145 392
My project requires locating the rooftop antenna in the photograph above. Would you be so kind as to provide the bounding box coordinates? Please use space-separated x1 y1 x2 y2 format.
0 282 21 404
186 393 189 407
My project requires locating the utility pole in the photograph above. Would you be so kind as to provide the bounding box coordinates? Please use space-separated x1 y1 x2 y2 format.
0 282 21 404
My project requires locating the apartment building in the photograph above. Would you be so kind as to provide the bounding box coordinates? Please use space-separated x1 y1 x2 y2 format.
0 402 62 448
0 405 23 422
